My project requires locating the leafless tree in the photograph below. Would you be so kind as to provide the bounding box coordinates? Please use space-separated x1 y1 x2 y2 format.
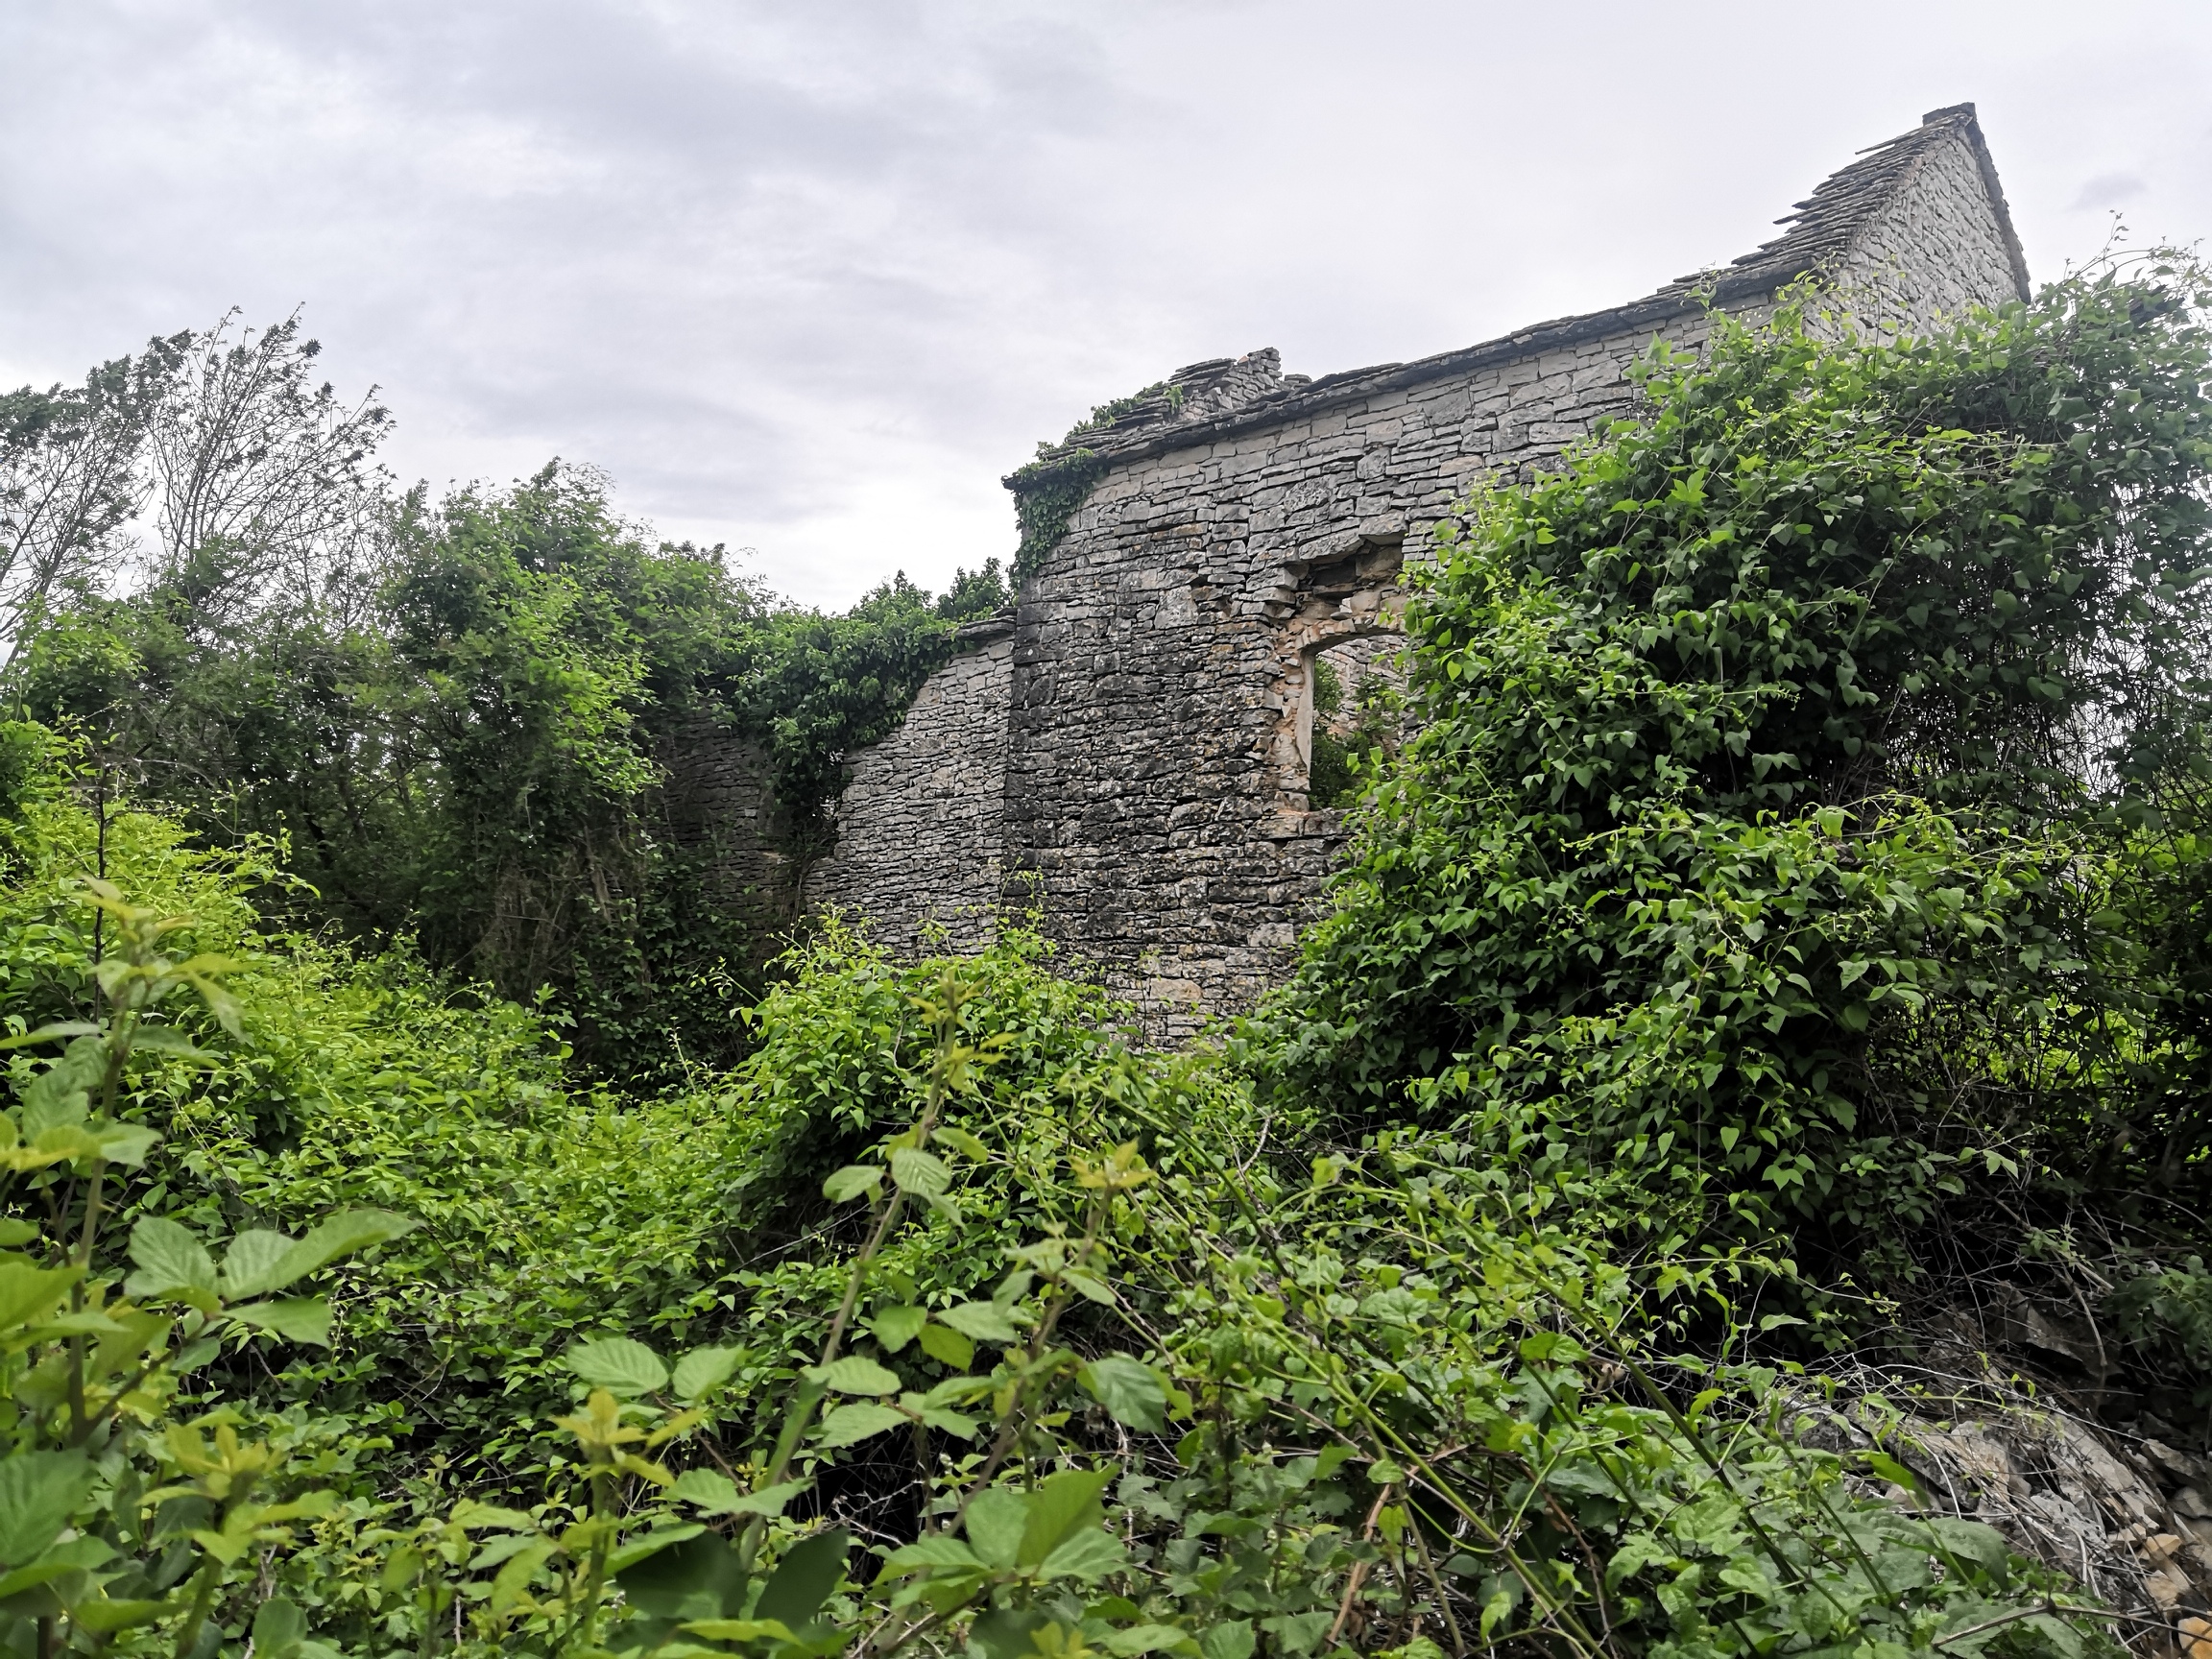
0 352 162 664
143 308 396 633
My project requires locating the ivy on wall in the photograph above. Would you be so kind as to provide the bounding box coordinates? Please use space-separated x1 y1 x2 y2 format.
1006 379 1183 582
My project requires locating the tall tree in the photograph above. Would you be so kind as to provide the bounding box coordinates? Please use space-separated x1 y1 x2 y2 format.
142 308 395 634
0 352 161 663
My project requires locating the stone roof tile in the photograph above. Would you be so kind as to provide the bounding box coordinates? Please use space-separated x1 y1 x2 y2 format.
1010 103 2027 492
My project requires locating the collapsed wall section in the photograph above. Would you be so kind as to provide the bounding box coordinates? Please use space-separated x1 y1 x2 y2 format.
655 712 805 959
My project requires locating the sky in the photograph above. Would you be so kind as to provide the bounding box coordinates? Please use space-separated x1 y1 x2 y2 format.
3 2 2208 610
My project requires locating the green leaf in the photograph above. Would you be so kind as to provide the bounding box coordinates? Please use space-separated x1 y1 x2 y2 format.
226 1298 332 1347
1038 1527 1126 1583
567 1336 669 1396
0 1259 81 1331
879 1535 985 1576
1921 1515 2009 1575
822 1166 882 1203
671 1344 744 1402
262 1210 418 1295
1104 1625 1194 1655
0 1449 95 1563
252 1597 309 1659
0 1537 117 1601
1061 1267 1118 1306
87 1310 170 1382
605 1524 707 1575
0 1219 36 1247
936 1301 1021 1345
965 1486 1027 1571
1079 1356 1168 1431
220 1230 302 1301
816 1402 908 1447
449 1501 536 1530
681 1620 797 1644
123 1216 218 1308
20 1042 96 1131
1018 1467 1113 1570
490 1539 556 1614
754 1528 848 1628
934 1126 991 1162
1198 1621 1256 1659
125 1026 214 1063
90 1121 159 1167
0 1022 100 1050
726 1479 813 1518
670 1474 810 1518
1863 1451 1922 1494
972 1610 1054 1659
870 1305 927 1353
617 1530 741 1620
815 1355 901 1396
669 1468 741 1511
924 1375 994 1409
70 1599 176 1635
918 1402 979 1439
917 1321 974 1370
889 1145 950 1197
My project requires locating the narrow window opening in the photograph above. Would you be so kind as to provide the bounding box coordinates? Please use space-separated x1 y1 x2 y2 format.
1301 634 1406 808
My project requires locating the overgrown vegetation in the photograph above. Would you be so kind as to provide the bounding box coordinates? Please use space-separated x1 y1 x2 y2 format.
1307 659 1401 811
1 258 2208 1659
1006 378 1183 582
4 315 1006 1079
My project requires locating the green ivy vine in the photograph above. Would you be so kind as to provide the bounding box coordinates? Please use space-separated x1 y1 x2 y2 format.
1006 378 1186 582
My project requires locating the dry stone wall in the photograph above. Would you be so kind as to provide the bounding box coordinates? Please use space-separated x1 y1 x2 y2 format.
1831 108 2029 334
999 306 1734 1036
723 106 2034 1035
806 618 1016 951
656 713 805 955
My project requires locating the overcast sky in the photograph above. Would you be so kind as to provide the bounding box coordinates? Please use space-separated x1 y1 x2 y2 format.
4 2 2208 609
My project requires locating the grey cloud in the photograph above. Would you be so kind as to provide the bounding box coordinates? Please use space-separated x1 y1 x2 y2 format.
5 2 2211 605
2070 171 2149 211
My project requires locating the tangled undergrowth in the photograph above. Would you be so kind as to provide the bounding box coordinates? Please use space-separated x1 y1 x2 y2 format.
3 253 2210 1659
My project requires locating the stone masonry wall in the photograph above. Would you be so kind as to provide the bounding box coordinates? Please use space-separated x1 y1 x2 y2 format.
704 108 2034 1036
998 306 1729 1035
1831 114 2029 332
805 620 1017 951
996 114 2030 1038
656 713 805 954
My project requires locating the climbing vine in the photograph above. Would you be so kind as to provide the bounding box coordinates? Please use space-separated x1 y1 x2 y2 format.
1006 379 1185 581
1007 448 1104 582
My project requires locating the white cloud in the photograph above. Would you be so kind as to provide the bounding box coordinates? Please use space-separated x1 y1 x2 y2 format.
4 0 2209 608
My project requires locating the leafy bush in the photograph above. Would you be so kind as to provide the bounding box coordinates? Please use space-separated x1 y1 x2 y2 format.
11 449 1009 1082
1269 257 2212 1356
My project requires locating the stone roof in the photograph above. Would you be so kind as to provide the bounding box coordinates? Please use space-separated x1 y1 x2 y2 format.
1653 103 2029 306
1009 104 2030 494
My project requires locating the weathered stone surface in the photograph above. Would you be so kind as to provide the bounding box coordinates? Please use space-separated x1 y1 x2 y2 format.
1796 1392 2212 1623
699 105 2034 1035
807 615 1016 951
657 711 805 955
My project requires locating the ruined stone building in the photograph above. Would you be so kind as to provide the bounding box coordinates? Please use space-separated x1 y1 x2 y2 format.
679 104 2032 1035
